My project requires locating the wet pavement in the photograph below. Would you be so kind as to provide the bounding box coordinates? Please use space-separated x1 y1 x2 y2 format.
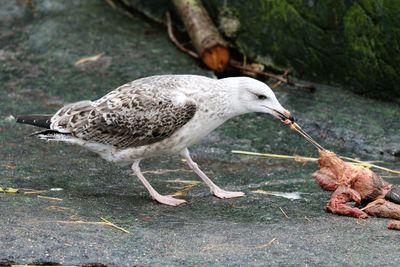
1 0 400 266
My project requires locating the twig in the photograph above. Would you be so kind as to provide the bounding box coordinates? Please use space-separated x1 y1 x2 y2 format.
172 0 230 71
166 11 199 59
232 150 317 163
279 206 289 219
232 150 400 175
256 238 277 248
74 52 105 66
24 189 48 194
340 156 400 175
304 216 311 222
290 122 325 151
33 218 130 234
271 69 290 89
230 62 315 92
100 217 130 234
37 195 63 201
165 179 201 184
143 168 192 174
170 182 198 197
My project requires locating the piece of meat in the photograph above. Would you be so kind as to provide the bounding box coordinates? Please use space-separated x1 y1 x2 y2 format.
312 150 400 227
326 186 368 219
387 220 400 230
363 199 400 220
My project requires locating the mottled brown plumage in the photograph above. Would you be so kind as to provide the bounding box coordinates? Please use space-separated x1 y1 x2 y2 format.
51 79 197 149
52 88 196 148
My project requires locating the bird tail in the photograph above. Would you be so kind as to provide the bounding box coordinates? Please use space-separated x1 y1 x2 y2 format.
16 115 52 129
17 115 73 141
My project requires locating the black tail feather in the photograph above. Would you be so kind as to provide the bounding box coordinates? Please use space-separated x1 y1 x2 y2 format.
16 115 52 129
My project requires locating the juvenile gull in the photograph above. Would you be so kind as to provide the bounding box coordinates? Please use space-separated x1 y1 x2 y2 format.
17 75 294 206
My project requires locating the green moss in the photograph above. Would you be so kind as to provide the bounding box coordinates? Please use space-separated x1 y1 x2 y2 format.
344 4 377 59
202 0 400 101
109 0 400 101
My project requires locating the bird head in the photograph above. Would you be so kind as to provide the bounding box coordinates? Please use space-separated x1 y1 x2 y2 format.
223 77 295 123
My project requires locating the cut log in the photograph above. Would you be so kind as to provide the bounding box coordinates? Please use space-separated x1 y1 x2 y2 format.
172 0 230 72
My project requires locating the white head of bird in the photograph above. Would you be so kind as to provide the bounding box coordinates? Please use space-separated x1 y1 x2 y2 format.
221 76 294 122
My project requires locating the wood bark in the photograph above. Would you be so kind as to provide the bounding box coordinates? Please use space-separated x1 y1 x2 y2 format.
172 0 230 72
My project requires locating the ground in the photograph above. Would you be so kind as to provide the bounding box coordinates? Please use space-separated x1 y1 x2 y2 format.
0 0 400 266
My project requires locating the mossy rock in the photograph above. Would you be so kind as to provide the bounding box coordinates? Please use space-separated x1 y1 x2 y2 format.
115 0 400 102
206 0 400 102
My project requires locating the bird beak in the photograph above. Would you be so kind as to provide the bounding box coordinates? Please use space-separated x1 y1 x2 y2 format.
273 109 295 125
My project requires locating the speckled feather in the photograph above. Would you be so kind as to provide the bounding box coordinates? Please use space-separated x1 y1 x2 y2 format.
50 76 197 149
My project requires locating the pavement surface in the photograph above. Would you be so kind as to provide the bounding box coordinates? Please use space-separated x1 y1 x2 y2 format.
1 0 400 266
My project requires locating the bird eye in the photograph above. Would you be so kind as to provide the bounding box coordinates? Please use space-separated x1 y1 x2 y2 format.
257 94 268 100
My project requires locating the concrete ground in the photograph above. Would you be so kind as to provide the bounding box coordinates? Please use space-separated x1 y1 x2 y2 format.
0 0 399 266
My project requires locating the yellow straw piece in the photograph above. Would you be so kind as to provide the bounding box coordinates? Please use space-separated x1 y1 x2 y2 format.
232 150 400 175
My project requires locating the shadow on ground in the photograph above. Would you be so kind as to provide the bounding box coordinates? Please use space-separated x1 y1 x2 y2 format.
0 0 399 266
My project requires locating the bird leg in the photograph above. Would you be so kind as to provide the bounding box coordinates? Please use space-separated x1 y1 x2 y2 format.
131 161 187 206
181 148 245 199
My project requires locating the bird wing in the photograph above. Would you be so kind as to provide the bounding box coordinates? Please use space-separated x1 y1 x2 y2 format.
50 82 197 148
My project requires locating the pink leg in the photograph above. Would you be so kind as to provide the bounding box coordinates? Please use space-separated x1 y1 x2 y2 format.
132 161 186 206
180 148 245 199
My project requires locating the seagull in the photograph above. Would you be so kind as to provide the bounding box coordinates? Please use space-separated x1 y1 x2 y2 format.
17 75 294 206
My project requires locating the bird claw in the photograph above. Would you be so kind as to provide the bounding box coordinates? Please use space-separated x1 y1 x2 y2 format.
212 188 245 199
151 194 187 206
